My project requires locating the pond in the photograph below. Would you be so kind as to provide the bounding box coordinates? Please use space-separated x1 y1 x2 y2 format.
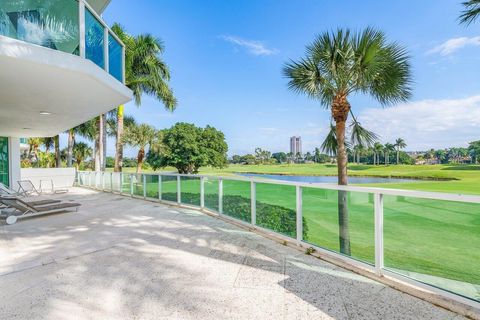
238 173 417 184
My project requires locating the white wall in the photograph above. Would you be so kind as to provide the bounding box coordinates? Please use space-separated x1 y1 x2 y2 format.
8 137 20 188
20 168 76 191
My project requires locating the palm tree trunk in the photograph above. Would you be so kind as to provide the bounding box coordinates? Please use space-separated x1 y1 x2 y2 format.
102 113 107 171
136 147 145 174
54 135 60 168
114 105 124 172
98 114 105 171
67 129 75 167
332 94 351 256
397 148 400 165
94 117 101 171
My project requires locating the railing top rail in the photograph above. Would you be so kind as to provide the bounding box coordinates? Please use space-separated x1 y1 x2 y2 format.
77 171 480 204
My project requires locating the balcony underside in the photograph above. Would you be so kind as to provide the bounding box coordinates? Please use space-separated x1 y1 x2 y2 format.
0 36 131 137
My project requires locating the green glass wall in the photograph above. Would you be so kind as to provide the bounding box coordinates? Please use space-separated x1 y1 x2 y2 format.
0 137 9 187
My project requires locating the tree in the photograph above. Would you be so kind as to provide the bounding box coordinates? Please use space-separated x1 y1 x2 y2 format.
384 143 395 165
54 135 61 168
284 28 411 255
395 138 407 165
27 138 41 164
67 128 75 167
122 123 157 173
459 0 480 25
148 123 228 174
374 143 384 165
111 24 177 173
468 140 480 163
73 142 92 170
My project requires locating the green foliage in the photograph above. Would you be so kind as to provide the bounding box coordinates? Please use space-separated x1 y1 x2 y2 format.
459 0 480 25
468 140 480 163
147 123 228 174
73 142 92 169
272 152 287 163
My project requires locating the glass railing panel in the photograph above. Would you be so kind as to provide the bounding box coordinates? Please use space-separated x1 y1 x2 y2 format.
384 195 480 302
204 177 219 211
108 32 122 81
121 173 131 194
0 0 79 55
145 175 159 199
132 174 143 196
85 7 104 68
103 172 111 190
111 172 121 192
77 172 85 186
255 183 296 238
222 179 251 223
302 188 375 264
180 176 201 206
161 175 177 202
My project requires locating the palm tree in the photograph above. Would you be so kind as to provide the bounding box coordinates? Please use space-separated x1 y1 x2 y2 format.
73 142 93 170
395 138 407 165
66 128 75 167
27 138 42 164
384 143 395 165
111 24 177 173
284 28 411 255
374 143 384 165
122 123 157 173
459 0 480 25
54 135 61 167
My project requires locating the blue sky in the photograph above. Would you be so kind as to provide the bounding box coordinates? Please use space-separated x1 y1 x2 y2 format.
84 0 480 157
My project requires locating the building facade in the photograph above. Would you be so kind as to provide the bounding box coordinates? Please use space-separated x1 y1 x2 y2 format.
0 0 132 187
290 136 302 156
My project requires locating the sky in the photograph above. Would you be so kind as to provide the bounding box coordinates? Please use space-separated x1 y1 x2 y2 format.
74 0 480 156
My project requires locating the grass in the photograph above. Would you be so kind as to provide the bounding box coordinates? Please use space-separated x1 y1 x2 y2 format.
98 163 480 300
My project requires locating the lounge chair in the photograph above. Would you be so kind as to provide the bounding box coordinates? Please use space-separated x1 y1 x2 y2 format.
0 196 80 225
39 179 69 194
0 182 22 196
17 180 40 197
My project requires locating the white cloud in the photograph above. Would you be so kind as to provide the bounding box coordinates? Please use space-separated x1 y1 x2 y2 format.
427 36 480 56
219 35 278 56
358 95 480 150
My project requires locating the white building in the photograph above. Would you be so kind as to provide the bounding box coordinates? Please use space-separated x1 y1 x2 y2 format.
0 0 132 188
290 136 302 156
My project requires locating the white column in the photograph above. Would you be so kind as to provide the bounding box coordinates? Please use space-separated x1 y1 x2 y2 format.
296 185 303 245
8 137 20 188
374 193 384 276
158 175 162 200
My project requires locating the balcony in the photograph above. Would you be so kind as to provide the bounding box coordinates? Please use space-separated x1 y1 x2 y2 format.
0 186 470 319
0 0 131 137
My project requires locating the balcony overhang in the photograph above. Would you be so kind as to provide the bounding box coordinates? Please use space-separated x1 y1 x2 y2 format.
86 0 112 14
0 36 132 138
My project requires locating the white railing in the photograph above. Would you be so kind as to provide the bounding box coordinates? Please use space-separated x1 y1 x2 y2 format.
76 170 480 310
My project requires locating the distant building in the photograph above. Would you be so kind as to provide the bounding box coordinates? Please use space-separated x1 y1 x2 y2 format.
290 136 302 156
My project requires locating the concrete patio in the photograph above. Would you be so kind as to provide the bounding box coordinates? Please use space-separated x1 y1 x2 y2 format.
0 188 466 319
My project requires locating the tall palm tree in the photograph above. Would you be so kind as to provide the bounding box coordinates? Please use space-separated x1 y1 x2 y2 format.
374 143 384 165
54 135 61 168
459 0 480 25
284 28 411 254
73 142 93 170
395 138 407 165
27 137 42 164
111 24 177 173
66 128 75 167
384 143 395 165
122 123 157 173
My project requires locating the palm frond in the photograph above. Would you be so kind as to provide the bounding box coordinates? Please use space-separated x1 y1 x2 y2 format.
459 0 480 25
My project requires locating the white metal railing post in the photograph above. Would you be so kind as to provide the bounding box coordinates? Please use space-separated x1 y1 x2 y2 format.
143 174 147 198
374 193 384 276
78 0 85 58
200 177 205 209
130 174 134 196
101 172 105 190
218 178 223 214
251 181 256 225
110 173 113 192
158 175 162 200
296 185 303 245
177 175 181 203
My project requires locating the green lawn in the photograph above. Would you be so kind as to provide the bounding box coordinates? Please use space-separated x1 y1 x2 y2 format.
99 164 480 301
